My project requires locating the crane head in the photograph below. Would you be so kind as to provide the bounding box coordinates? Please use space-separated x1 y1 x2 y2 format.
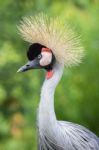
17 43 56 79
17 13 84 79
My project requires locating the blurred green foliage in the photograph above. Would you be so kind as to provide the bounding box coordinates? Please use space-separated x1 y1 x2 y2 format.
0 0 99 149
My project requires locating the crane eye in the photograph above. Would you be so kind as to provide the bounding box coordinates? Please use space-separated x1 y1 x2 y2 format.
38 54 42 59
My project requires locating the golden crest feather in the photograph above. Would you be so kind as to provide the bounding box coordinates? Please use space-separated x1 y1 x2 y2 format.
18 13 84 66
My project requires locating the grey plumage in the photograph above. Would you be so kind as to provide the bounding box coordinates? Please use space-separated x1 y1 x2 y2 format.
38 121 99 150
37 63 99 150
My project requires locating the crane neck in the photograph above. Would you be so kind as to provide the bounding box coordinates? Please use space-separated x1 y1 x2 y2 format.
38 62 64 131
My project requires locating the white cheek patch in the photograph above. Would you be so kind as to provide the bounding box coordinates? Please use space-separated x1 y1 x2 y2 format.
40 52 52 66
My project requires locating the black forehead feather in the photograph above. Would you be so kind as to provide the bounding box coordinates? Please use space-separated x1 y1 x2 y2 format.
27 43 46 60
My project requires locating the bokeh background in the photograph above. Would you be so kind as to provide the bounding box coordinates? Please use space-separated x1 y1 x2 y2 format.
0 0 99 149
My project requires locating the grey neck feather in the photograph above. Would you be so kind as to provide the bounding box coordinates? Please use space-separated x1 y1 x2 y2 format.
38 62 64 132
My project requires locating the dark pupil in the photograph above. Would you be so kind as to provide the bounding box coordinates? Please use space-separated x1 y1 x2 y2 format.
27 43 46 60
38 54 42 59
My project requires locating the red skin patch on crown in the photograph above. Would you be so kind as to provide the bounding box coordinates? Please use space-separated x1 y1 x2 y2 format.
41 47 51 53
46 70 54 79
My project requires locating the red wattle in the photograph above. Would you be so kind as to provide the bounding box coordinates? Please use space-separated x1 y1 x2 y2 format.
46 70 54 79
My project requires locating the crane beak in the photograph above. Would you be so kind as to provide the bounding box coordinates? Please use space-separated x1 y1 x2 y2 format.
17 58 41 73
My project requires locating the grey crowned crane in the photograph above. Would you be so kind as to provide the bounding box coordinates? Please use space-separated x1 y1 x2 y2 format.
17 13 99 150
